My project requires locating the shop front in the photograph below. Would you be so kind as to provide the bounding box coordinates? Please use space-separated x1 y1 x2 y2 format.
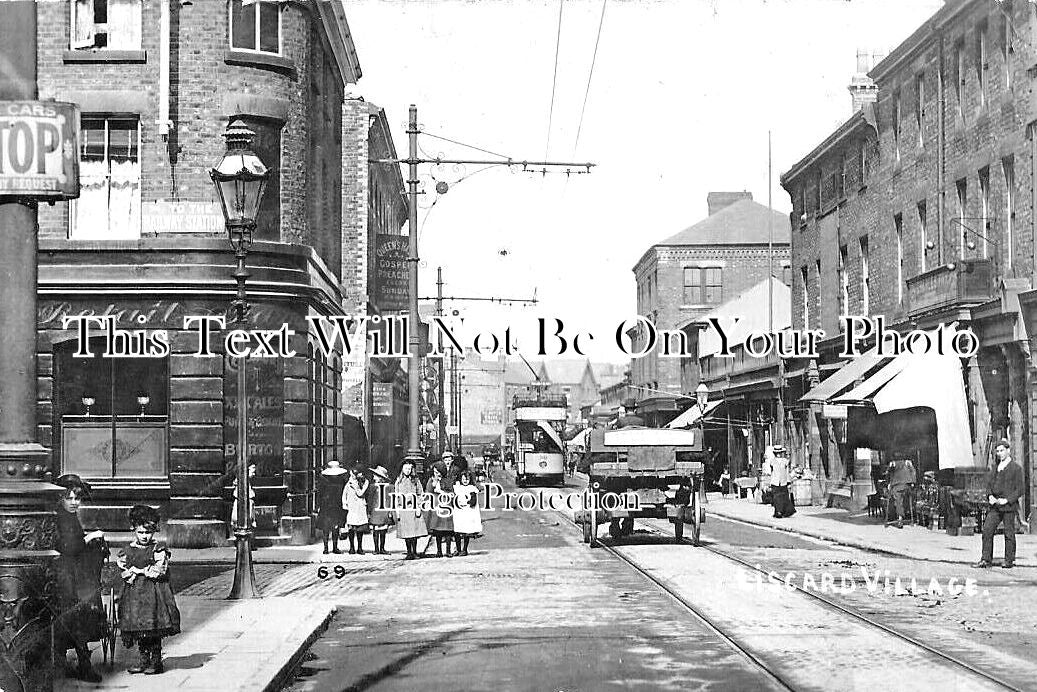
37 239 348 547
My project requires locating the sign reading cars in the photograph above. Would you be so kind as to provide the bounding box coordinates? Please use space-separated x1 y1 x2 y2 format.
0 101 80 198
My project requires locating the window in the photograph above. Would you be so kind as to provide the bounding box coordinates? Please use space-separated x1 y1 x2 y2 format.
1003 156 1015 269
918 200 928 271
800 266 810 328
977 21 988 108
683 267 722 304
838 245 848 317
859 139 868 186
230 0 281 54
892 90 901 163
781 263 792 286
71 0 142 50
837 153 846 199
956 178 968 258
894 214 904 303
979 166 990 258
71 116 141 240
955 41 966 122
860 236 870 316
53 337 169 478
815 168 822 211
915 72 925 148
236 115 281 240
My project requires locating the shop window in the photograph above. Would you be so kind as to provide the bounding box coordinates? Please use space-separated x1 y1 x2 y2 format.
70 116 141 240
71 0 142 50
230 0 281 55
53 337 168 478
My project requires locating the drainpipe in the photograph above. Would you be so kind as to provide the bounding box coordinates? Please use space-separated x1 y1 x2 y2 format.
937 32 946 266
157 0 171 139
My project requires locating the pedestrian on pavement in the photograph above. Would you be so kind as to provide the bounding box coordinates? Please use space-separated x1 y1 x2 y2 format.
315 460 347 554
368 465 394 554
424 461 456 557
974 439 1025 569
118 504 181 676
770 446 796 518
53 474 108 683
343 465 370 554
719 466 731 497
394 461 428 559
452 469 483 556
886 457 916 529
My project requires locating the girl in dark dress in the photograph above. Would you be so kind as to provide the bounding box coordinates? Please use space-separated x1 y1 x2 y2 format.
315 460 348 554
117 504 181 675
424 462 455 557
53 474 108 683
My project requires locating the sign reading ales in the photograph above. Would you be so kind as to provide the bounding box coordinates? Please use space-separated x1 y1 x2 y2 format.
0 101 80 198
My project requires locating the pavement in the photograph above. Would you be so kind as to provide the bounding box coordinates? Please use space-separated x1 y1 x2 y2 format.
52 534 416 692
704 492 1037 567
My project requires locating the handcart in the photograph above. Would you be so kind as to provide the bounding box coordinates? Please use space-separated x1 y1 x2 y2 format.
99 560 121 665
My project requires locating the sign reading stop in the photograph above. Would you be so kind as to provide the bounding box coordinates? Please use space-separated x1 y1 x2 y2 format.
0 101 79 198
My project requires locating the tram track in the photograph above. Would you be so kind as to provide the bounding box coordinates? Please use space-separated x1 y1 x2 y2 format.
632 518 1027 692
541 482 1024 692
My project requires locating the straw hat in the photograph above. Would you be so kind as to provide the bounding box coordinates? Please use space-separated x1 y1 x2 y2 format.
370 465 391 481
322 460 346 476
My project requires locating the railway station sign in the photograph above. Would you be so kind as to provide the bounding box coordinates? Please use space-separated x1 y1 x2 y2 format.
0 101 79 198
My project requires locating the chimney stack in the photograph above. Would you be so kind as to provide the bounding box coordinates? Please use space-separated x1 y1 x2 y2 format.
848 49 878 113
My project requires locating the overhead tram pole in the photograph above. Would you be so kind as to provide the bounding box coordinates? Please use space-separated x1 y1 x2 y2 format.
390 104 595 472
769 130 786 447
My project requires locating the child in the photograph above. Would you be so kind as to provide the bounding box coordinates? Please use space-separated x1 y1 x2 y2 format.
117 504 181 675
451 469 482 556
342 465 370 554
424 461 455 557
367 466 394 554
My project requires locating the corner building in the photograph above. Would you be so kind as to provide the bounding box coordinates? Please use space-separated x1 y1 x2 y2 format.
33 0 365 546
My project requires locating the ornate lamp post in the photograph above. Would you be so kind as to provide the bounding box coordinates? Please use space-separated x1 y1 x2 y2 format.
211 120 269 599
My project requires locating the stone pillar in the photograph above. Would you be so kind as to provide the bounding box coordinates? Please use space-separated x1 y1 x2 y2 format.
0 4 62 689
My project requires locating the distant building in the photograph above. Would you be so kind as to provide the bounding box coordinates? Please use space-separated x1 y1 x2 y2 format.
631 192 791 426
535 360 600 424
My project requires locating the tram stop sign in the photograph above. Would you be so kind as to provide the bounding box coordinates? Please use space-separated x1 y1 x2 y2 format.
0 101 80 199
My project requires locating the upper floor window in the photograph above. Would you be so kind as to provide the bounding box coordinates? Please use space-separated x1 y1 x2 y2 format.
1001 5 1013 89
955 41 966 122
976 21 988 108
71 0 142 50
860 236 870 316
230 0 281 54
915 72 925 148
892 90 901 163
70 115 141 240
683 267 722 305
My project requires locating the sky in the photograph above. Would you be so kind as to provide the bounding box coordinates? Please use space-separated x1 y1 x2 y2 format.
344 0 945 363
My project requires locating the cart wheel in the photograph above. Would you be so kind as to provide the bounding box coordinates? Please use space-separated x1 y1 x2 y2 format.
691 490 702 546
102 591 117 664
674 518 684 542
582 518 592 544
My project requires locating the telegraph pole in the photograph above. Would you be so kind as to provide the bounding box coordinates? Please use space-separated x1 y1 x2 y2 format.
388 104 594 470
769 130 786 446
436 267 445 455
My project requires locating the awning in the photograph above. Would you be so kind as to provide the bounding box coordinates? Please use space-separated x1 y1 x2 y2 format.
568 427 591 449
666 399 722 429
835 352 972 469
799 346 886 403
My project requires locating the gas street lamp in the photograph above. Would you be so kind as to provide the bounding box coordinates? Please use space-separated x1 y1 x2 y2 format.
695 382 709 413
211 120 269 599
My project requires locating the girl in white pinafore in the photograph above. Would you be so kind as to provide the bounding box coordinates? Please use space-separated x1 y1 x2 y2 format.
451 469 482 556
342 466 370 554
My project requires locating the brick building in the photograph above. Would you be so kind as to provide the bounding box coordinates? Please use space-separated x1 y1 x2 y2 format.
630 192 791 426
535 359 600 424
32 0 366 546
340 99 409 473
781 0 1037 525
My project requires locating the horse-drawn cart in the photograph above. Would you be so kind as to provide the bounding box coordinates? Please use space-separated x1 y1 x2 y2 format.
578 427 706 546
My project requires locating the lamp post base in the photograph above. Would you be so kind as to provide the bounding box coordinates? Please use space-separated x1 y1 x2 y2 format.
227 530 259 599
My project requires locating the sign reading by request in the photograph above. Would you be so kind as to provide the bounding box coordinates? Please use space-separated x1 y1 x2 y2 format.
0 101 80 199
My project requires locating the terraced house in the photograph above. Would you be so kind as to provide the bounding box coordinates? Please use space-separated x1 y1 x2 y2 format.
782 0 1037 527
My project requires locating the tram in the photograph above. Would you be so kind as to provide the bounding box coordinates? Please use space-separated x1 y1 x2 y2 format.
512 391 567 486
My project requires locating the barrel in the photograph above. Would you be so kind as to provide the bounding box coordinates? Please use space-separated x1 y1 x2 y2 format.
792 479 812 506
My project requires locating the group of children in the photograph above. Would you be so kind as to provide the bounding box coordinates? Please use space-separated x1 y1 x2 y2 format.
54 475 181 681
315 453 485 560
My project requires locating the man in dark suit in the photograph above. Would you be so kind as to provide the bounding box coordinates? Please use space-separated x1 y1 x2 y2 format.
974 439 1025 569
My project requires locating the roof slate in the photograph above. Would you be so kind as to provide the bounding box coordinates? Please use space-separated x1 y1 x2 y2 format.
657 199 791 246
